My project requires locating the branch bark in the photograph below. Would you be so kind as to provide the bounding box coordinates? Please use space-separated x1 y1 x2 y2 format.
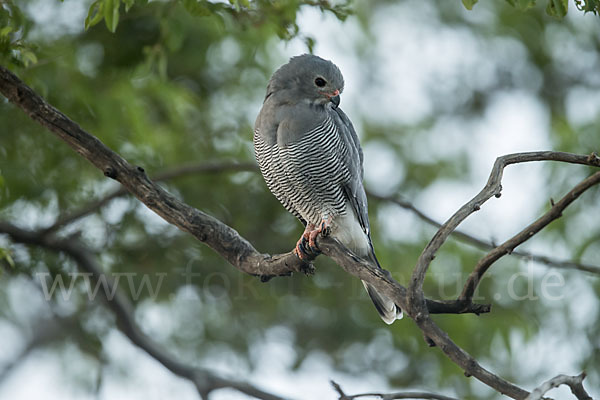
44 157 600 275
0 65 488 316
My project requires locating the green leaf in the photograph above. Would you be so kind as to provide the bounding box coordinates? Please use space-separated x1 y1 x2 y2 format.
518 0 537 9
21 50 38 67
505 0 537 10
547 0 568 16
0 26 13 37
84 0 104 31
104 0 121 33
0 248 15 269
123 0 134 12
182 0 213 16
462 0 479 10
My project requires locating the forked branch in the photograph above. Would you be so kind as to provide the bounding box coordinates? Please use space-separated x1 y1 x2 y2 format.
459 170 600 302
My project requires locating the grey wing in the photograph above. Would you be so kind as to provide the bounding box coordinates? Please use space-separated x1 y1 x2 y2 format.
329 107 371 237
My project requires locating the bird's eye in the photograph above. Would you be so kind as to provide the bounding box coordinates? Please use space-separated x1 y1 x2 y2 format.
315 77 327 87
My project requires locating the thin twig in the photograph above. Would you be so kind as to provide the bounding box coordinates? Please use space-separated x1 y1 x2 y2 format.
525 373 591 400
459 170 600 301
410 151 600 306
330 380 459 400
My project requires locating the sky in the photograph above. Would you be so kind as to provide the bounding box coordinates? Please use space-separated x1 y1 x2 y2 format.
1 0 598 399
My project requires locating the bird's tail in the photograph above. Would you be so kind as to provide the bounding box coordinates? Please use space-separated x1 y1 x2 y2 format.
362 247 402 325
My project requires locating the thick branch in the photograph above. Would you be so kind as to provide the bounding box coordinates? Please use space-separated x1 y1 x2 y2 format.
459 171 600 301
0 222 288 400
525 373 591 400
0 64 310 280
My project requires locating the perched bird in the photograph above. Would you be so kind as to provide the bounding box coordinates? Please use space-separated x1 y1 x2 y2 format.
254 54 402 324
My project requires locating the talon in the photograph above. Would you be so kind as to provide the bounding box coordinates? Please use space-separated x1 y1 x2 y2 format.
320 221 331 237
294 240 308 260
308 229 320 251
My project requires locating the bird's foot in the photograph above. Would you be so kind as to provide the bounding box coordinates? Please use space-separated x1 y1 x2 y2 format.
293 218 332 260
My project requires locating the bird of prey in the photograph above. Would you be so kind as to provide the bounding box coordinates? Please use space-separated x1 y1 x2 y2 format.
254 54 402 324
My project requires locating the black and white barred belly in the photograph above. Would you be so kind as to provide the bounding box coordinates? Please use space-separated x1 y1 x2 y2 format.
254 114 352 226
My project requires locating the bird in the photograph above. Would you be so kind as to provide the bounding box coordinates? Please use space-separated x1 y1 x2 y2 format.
253 54 402 324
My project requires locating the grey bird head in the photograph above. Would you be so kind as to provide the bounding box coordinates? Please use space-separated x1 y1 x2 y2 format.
266 54 344 108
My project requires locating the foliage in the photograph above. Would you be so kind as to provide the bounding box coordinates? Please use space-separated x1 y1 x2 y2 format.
0 0 599 399
465 0 600 16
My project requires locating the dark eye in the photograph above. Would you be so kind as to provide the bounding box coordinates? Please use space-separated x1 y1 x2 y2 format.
315 77 326 87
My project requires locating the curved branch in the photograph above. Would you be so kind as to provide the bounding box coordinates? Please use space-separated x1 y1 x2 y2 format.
0 222 289 400
459 170 600 301
401 152 600 399
525 373 591 400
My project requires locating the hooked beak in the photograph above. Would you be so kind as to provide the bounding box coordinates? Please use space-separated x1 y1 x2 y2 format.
328 89 341 108
330 94 340 108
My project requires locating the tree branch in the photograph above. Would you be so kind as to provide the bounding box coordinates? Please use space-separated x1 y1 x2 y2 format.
0 222 289 400
0 64 312 280
45 157 600 276
525 373 591 400
459 170 600 301
331 380 459 400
